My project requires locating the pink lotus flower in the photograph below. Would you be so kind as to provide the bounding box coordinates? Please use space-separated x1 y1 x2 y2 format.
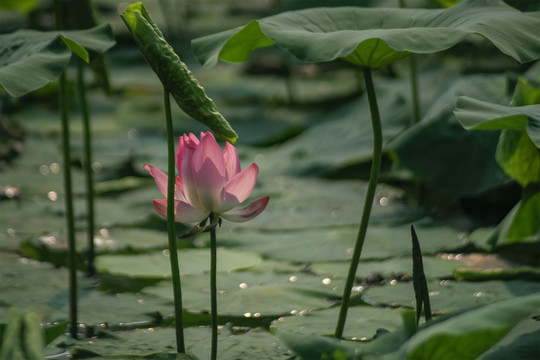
144 132 269 224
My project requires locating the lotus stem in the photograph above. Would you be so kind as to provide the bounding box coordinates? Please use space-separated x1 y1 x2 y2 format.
398 0 421 124
209 213 218 360
164 89 186 353
76 58 96 277
335 67 383 338
54 0 78 340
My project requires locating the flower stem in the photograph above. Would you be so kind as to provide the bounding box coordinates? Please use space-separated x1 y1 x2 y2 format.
55 0 77 340
334 67 383 338
164 89 186 353
76 58 96 277
209 213 218 360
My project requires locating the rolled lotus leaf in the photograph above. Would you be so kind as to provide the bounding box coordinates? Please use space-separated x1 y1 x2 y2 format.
121 2 238 145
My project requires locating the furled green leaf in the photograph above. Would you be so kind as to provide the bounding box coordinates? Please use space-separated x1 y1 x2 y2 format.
397 295 540 360
120 2 238 144
192 0 540 69
0 24 115 97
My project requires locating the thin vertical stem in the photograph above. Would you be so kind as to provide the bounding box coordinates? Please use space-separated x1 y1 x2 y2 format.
335 68 383 338
76 58 96 277
164 89 186 353
55 0 77 340
209 215 218 360
398 0 421 124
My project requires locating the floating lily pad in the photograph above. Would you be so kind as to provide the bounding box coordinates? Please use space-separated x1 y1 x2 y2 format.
73 326 292 359
218 222 468 262
232 175 420 230
95 249 262 279
145 271 348 315
271 305 403 339
311 256 467 280
0 252 174 326
362 280 540 313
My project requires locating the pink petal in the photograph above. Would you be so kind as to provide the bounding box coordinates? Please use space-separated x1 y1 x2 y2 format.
218 163 258 213
221 196 269 222
144 164 184 201
153 199 209 224
180 138 204 211
176 134 200 183
192 132 225 211
223 142 241 181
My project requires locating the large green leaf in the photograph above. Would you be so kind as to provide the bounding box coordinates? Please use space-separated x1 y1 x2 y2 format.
388 75 508 196
192 0 540 69
397 295 540 360
0 24 115 97
455 96 540 147
120 2 238 144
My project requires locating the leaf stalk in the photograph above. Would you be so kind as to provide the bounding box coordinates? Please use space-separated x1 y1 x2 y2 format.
335 67 383 338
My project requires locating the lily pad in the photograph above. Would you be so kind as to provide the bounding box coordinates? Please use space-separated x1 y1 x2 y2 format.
0 252 175 326
95 249 262 279
271 305 403 338
145 271 348 315
218 222 468 262
311 255 467 280
362 279 540 313
233 175 419 230
73 326 292 360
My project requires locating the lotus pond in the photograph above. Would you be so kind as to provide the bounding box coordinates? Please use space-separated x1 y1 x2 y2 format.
0 0 539 359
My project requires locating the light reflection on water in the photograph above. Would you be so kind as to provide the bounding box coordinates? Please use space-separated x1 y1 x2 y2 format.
50 163 60 174
47 191 57 201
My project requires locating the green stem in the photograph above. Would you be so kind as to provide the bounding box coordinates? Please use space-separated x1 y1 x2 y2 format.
76 58 96 277
334 67 383 338
55 0 77 340
210 214 218 360
398 0 420 125
164 89 186 353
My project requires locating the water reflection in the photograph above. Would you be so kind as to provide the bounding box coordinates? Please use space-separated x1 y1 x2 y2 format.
50 163 60 174
47 191 58 201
